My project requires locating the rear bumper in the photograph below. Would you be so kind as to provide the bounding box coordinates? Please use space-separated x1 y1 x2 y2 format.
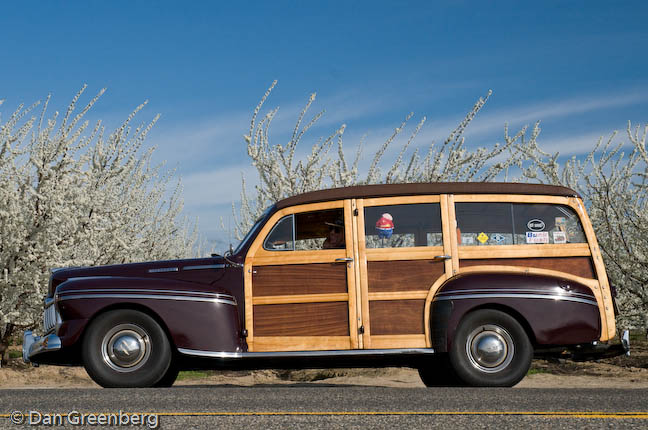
22 330 61 363
570 329 630 360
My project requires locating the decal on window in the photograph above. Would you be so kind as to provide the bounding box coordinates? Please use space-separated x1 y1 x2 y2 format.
491 233 506 244
553 231 567 244
527 219 545 231
477 232 489 244
526 231 549 244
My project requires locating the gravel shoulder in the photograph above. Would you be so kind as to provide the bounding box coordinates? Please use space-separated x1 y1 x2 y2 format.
2 337 646 389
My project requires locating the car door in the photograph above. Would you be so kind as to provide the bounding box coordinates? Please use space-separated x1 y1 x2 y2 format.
244 200 361 352
354 195 452 349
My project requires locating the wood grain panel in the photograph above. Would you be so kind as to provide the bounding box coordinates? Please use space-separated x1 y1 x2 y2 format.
460 257 595 279
253 336 351 352
367 260 444 293
253 302 349 336
370 335 427 349
369 300 425 335
252 264 347 296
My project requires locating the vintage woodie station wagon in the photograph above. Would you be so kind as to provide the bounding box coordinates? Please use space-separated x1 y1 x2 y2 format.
23 182 629 387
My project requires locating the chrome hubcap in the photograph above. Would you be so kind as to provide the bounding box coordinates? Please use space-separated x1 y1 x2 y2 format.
466 324 514 373
101 324 150 372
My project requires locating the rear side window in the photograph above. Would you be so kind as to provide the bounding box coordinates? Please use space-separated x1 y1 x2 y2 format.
364 203 443 248
455 203 586 246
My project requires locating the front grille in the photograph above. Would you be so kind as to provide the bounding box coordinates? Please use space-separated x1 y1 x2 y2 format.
43 304 61 333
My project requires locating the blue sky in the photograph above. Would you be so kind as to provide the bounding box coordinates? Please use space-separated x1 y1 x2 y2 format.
2 1 647 251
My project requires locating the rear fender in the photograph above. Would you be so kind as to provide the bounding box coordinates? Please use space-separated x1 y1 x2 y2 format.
429 273 601 352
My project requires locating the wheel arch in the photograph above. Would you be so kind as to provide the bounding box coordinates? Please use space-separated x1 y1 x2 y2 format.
80 302 176 351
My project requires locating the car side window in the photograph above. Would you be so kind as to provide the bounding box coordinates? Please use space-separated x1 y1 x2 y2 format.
263 215 294 251
263 209 345 251
455 202 587 246
364 203 443 248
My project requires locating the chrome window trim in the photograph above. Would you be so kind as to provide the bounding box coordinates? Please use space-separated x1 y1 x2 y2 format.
177 347 435 359
57 294 236 306
433 293 598 307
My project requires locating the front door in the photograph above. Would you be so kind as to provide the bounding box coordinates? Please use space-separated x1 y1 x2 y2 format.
244 200 360 352
354 195 452 349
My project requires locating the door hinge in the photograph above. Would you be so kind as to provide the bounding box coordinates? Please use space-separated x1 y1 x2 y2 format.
358 325 365 334
353 208 358 216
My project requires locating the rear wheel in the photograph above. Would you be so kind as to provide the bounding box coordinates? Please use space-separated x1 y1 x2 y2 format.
82 309 172 388
418 354 464 387
449 309 532 387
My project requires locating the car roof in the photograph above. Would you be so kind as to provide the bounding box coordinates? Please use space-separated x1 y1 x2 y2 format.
275 182 580 209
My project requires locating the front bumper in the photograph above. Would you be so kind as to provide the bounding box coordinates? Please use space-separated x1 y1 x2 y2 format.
23 331 61 364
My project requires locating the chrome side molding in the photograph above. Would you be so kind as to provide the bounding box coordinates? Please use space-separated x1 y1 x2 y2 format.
178 347 435 360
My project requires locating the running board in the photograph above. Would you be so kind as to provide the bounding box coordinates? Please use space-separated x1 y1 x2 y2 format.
178 347 435 360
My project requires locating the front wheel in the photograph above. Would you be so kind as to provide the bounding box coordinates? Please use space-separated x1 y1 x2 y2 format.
449 309 532 387
82 309 172 388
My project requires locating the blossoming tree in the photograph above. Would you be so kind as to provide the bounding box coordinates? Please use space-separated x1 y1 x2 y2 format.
0 87 196 363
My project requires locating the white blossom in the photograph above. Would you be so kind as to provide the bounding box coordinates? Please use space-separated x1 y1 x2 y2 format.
0 87 197 360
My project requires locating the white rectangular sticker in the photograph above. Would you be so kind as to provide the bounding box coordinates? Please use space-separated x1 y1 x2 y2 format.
526 231 549 244
461 235 475 245
553 231 567 244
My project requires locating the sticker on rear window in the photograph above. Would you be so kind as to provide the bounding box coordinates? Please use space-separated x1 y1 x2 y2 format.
553 231 567 244
526 231 549 244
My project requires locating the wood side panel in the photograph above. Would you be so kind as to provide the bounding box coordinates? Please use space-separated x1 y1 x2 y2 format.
370 335 427 349
253 302 350 336
460 257 596 279
252 264 347 296
253 336 351 352
367 260 443 293
369 300 425 335
458 243 591 259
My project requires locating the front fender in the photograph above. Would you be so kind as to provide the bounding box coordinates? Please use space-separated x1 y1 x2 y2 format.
55 276 245 353
429 273 601 352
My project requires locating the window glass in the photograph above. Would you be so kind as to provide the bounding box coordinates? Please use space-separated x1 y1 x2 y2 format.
263 209 345 251
295 209 345 250
263 215 294 251
455 202 587 246
364 203 442 248
512 204 586 244
455 203 513 246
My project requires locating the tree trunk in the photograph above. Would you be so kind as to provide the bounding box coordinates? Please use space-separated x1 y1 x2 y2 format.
0 324 14 366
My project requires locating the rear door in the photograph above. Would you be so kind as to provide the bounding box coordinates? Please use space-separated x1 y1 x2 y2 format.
354 195 452 349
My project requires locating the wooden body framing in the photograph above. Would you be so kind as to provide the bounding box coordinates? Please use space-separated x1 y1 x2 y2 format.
244 193 616 352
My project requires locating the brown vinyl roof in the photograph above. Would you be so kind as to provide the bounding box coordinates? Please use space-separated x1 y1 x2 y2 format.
276 182 580 209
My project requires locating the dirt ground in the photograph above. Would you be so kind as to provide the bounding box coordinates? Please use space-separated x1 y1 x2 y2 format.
2 337 646 389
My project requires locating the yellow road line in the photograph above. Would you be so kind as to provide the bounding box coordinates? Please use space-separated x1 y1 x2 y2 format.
2 411 648 419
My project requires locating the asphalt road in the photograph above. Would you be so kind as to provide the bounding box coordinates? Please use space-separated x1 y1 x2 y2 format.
1 385 647 429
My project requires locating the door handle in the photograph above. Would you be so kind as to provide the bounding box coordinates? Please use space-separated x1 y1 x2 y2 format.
434 255 452 261
335 257 354 263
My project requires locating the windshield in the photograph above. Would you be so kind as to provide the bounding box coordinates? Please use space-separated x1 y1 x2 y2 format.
233 206 273 255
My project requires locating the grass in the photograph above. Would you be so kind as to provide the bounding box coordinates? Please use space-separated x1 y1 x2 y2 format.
176 370 216 381
8 350 22 359
527 368 549 376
